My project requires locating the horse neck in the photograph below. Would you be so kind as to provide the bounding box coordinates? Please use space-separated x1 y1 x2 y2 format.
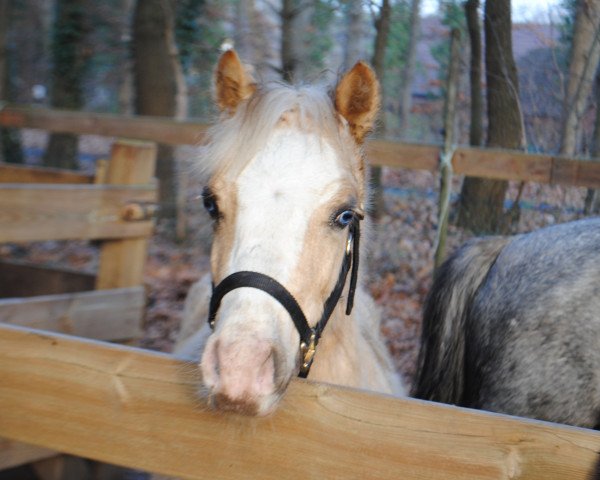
307 287 404 396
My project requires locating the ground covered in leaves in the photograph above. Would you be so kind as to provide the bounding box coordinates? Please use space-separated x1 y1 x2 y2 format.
2 135 590 389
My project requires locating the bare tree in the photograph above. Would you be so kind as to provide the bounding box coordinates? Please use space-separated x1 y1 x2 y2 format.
0 0 23 164
456 0 484 226
397 0 421 139
132 0 187 231
44 0 89 170
281 0 300 82
458 0 523 233
343 0 365 70
464 0 483 147
585 66 600 214
560 0 600 156
369 0 392 217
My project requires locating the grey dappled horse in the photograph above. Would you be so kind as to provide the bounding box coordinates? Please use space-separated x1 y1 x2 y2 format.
413 217 600 429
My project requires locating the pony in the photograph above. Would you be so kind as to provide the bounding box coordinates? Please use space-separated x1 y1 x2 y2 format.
412 217 600 429
175 50 405 416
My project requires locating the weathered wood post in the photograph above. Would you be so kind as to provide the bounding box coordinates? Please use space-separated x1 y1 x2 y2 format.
433 28 460 271
96 140 157 291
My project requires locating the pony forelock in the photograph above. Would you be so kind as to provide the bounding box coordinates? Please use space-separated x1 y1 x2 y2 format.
196 82 357 181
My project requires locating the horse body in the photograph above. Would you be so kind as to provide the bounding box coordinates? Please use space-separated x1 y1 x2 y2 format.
178 50 404 416
413 217 600 428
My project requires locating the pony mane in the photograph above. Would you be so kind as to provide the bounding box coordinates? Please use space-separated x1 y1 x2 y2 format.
199 82 355 180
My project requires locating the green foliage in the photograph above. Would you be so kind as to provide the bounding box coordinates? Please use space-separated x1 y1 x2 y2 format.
559 0 578 47
303 0 337 75
174 0 229 117
175 0 205 74
430 0 466 97
555 0 581 78
383 1 411 97
49 0 90 109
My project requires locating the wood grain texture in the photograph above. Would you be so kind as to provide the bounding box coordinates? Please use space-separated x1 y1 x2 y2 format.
452 147 551 183
0 184 156 242
0 105 206 146
0 163 94 184
3 104 600 188
0 287 144 340
368 140 440 171
95 140 156 290
0 323 598 480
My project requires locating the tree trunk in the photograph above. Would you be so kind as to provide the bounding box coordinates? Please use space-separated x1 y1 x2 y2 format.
281 0 299 83
464 0 483 147
342 0 364 70
584 66 600 214
560 0 600 156
369 0 392 218
132 0 187 232
458 0 523 234
457 0 484 227
397 0 421 139
0 0 23 164
44 0 89 170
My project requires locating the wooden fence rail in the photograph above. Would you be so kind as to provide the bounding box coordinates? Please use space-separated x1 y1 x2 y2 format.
2 104 600 189
0 323 599 480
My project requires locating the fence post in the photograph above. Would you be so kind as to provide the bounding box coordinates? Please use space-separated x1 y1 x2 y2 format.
96 140 157 290
433 28 460 271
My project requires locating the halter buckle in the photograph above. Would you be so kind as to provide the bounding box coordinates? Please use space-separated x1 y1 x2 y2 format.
345 231 353 255
300 331 317 375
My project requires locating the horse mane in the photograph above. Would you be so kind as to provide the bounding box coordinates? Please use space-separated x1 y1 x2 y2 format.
198 82 356 180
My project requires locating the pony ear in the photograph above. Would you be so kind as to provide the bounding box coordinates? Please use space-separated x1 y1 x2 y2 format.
214 49 256 113
334 62 380 144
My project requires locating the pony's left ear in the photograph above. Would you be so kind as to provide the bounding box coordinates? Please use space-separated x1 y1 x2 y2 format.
214 49 256 113
334 62 381 144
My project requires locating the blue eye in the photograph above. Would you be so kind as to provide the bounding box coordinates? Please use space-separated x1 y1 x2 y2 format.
334 210 355 228
202 188 220 220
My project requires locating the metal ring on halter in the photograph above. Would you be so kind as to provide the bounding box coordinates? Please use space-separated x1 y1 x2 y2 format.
300 331 317 375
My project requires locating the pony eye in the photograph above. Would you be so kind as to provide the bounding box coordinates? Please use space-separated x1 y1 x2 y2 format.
334 210 355 228
202 188 220 220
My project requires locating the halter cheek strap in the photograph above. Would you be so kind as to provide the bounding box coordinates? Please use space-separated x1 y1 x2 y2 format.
207 218 361 378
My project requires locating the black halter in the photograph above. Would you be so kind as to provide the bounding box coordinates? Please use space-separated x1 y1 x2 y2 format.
207 217 361 378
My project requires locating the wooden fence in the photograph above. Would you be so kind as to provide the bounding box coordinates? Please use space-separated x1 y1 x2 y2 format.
2 104 600 189
1 104 600 479
1 323 599 480
0 139 157 342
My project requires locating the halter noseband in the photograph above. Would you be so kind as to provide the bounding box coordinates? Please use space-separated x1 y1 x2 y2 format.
207 216 361 378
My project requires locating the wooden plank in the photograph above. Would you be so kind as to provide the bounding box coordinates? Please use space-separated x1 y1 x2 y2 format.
0 105 207 146
452 147 552 183
0 163 93 184
551 157 600 188
0 287 144 341
368 139 440 171
4 104 600 189
0 438 55 471
0 184 156 242
0 260 95 298
96 141 156 290
0 324 598 480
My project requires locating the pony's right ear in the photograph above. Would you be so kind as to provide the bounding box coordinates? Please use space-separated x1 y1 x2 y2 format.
214 49 256 113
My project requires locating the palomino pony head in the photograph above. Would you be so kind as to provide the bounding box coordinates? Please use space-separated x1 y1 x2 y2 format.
199 49 380 416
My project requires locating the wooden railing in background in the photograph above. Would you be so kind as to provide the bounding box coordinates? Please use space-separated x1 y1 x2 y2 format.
2 104 600 189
